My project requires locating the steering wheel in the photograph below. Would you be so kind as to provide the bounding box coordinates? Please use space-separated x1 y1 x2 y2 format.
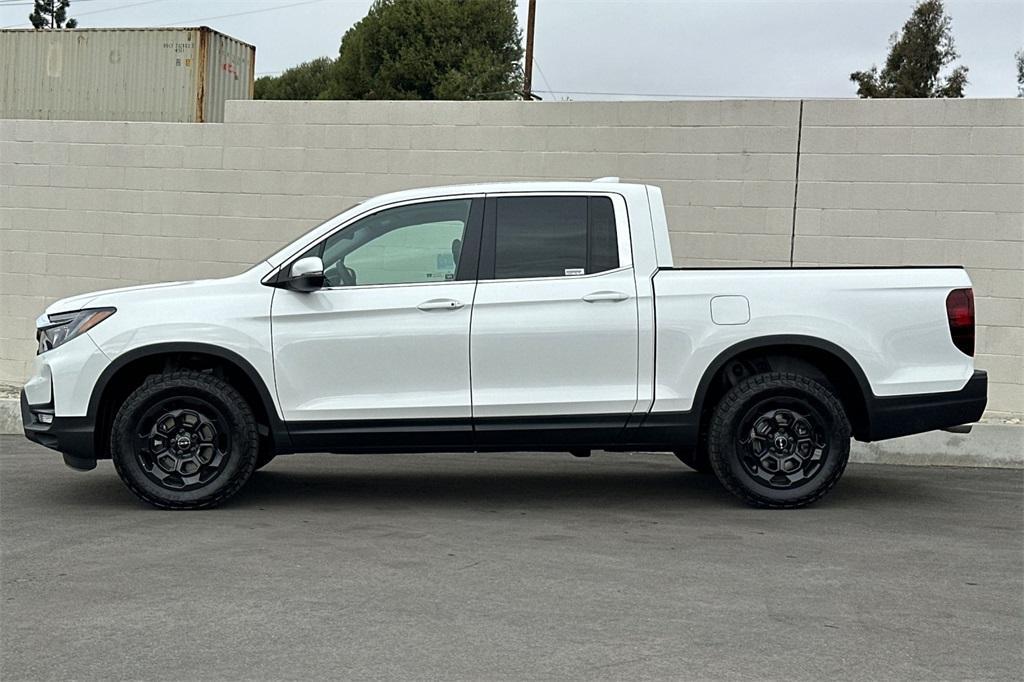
323 259 357 287
337 257 357 287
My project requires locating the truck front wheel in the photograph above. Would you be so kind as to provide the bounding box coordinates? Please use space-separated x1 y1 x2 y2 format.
707 372 851 509
110 370 260 509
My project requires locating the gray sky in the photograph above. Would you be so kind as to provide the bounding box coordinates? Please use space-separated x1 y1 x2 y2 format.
2 0 1021 98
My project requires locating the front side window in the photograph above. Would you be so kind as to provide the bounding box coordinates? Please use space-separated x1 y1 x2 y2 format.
320 199 471 287
493 196 620 280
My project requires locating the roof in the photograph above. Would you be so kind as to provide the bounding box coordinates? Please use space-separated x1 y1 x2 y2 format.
362 179 639 207
263 179 646 268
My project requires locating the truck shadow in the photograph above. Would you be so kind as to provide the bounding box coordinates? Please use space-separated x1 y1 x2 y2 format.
25 454 931 511
233 467 733 509
223 460 916 511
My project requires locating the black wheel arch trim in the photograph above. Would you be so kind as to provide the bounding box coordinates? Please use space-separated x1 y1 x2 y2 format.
624 334 868 450
87 342 292 454
645 334 984 445
690 334 875 411
28 336 984 464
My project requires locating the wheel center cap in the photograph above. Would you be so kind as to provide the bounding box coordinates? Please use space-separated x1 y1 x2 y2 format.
773 434 789 450
175 433 192 450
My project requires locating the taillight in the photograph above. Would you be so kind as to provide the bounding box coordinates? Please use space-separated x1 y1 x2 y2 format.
945 288 975 357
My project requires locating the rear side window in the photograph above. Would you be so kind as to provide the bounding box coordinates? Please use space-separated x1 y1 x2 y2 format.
492 196 619 280
588 196 618 274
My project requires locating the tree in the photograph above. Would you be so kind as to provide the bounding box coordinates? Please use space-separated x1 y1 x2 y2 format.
1016 49 1024 97
29 0 78 29
850 1 968 98
254 57 335 100
324 0 523 100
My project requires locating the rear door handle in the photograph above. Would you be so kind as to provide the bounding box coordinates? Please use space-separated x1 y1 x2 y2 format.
417 298 465 311
582 291 629 303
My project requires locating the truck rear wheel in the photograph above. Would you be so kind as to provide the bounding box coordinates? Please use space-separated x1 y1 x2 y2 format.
110 370 260 509
707 372 850 509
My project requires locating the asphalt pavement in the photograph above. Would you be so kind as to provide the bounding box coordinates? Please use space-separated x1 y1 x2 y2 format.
1 435 1021 681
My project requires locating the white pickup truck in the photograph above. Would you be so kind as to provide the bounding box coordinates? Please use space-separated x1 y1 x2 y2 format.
22 180 987 510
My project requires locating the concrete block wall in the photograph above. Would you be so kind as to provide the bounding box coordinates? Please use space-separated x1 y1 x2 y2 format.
1 99 1021 415
793 99 1024 415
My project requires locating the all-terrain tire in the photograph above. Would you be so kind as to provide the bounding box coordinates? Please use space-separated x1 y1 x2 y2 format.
110 370 260 510
708 372 851 509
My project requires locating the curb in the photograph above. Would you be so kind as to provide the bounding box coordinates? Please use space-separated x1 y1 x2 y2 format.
850 423 1022 469
0 398 19 436
1 397 1020 468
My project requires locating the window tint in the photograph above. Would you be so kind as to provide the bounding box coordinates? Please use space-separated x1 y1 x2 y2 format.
589 196 619 274
320 199 471 286
492 195 619 280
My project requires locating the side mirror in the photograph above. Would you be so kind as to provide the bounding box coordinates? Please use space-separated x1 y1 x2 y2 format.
286 256 325 292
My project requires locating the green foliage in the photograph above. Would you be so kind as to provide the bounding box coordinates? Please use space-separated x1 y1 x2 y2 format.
254 57 335 100
29 0 77 29
258 0 523 101
850 1 968 98
327 0 523 100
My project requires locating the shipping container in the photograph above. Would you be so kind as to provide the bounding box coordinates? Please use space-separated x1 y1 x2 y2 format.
0 27 255 123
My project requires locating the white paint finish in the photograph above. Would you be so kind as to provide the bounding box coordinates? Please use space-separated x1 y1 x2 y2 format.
271 281 476 421
711 295 751 325
644 185 674 269
16 179 984 426
470 267 640 417
651 267 975 413
79 268 277 417
22 359 51 406
24 330 110 416
3 100 1020 415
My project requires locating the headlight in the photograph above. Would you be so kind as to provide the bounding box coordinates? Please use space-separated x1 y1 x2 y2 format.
36 308 116 354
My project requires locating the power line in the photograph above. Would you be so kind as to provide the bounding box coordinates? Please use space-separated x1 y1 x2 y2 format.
0 0 107 10
157 0 331 27
532 57 554 100
0 0 109 6
1 0 171 28
75 0 172 18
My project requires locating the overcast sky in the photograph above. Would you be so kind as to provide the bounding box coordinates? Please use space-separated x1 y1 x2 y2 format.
2 0 1021 98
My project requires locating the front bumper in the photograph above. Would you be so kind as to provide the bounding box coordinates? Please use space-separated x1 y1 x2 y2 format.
863 370 988 442
21 390 97 470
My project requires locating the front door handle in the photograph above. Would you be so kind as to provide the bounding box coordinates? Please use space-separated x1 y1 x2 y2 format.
582 291 629 303
417 298 465 311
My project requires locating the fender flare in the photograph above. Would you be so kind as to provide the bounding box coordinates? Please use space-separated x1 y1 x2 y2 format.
690 334 875 413
88 342 292 451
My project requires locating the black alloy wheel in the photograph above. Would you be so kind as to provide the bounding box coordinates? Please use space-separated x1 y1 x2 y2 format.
707 372 851 509
136 398 231 491
736 400 830 489
110 370 260 509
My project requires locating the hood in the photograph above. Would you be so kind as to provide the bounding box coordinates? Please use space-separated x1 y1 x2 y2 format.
45 280 202 316
40 265 272 320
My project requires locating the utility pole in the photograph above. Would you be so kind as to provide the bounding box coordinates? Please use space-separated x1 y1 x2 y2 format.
522 0 537 100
